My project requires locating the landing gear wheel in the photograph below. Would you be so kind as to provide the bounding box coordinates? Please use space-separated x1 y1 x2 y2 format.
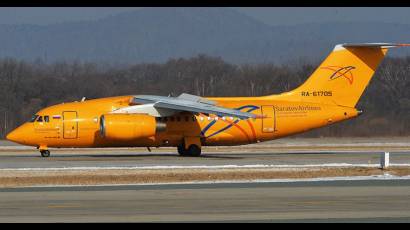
40 150 50 158
177 144 201 157
187 144 201 157
177 145 189 156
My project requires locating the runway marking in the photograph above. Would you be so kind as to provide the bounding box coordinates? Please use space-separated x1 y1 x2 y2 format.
1 163 410 171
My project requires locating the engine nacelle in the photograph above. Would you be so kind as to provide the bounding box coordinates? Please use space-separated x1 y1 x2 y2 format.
100 114 165 140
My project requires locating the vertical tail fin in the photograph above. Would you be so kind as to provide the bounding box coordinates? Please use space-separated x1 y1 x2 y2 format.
271 43 410 107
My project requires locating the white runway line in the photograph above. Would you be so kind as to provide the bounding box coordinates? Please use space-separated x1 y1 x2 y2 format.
1 163 410 171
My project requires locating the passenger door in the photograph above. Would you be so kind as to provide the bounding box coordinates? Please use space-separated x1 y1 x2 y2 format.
63 111 78 139
261 106 276 133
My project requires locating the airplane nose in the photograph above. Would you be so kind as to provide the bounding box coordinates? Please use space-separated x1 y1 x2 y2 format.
6 127 25 144
6 129 17 142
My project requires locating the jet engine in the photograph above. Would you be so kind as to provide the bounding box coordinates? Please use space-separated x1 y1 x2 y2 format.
100 114 166 140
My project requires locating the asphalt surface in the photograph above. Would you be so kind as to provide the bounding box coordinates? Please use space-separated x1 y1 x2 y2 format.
0 180 410 222
1 138 409 169
0 138 409 222
0 150 409 169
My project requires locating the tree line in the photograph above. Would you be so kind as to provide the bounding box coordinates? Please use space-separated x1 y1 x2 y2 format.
0 55 409 138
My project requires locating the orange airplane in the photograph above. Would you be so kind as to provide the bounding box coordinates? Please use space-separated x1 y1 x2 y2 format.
6 43 409 157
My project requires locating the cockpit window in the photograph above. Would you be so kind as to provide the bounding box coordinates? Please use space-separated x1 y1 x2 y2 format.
30 115 39 123
44 116 50 123
37 116 43 122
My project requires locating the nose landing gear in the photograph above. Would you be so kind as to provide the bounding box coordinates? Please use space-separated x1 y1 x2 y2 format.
38 145 50 157
40 150 50 157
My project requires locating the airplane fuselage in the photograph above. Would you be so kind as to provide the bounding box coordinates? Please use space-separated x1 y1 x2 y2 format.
10 95 359 149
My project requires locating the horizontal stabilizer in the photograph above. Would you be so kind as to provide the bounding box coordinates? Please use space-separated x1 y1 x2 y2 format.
334 43 410 51
342 43 410 48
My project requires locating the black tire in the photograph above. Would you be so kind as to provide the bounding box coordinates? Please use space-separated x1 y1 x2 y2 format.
40 150 50 157
177 145 188 156
187 144 201 157
178 144 201 157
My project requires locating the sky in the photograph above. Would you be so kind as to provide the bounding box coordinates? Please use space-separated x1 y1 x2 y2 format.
0 7 410 26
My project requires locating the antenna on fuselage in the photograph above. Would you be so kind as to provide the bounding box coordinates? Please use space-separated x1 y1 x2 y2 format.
81 97 86 102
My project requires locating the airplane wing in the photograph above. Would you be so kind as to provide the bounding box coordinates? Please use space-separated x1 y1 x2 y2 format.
114 93 257 119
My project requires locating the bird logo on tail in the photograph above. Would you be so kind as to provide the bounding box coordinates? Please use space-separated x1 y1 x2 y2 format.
321 66 356 85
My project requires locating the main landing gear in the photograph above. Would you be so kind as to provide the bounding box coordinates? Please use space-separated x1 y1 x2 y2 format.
177 137 202 157
177 144 201 157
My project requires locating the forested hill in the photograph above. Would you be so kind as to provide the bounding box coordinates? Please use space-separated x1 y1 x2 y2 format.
1 7 410 64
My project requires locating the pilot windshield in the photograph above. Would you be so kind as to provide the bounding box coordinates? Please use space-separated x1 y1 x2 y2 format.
30 115 39 123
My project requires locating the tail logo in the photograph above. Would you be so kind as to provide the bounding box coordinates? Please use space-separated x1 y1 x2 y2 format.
321 66 356 85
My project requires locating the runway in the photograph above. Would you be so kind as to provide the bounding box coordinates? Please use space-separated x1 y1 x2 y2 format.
0 150 410 169
1 180 410 222
0 138 410 222
0 138 409 169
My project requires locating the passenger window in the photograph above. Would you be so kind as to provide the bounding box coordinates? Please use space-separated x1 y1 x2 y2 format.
44 116 50 123
176 117 181 122
185 116 189 122
170 117 175 122
164 117 168 122
37 116 43 122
